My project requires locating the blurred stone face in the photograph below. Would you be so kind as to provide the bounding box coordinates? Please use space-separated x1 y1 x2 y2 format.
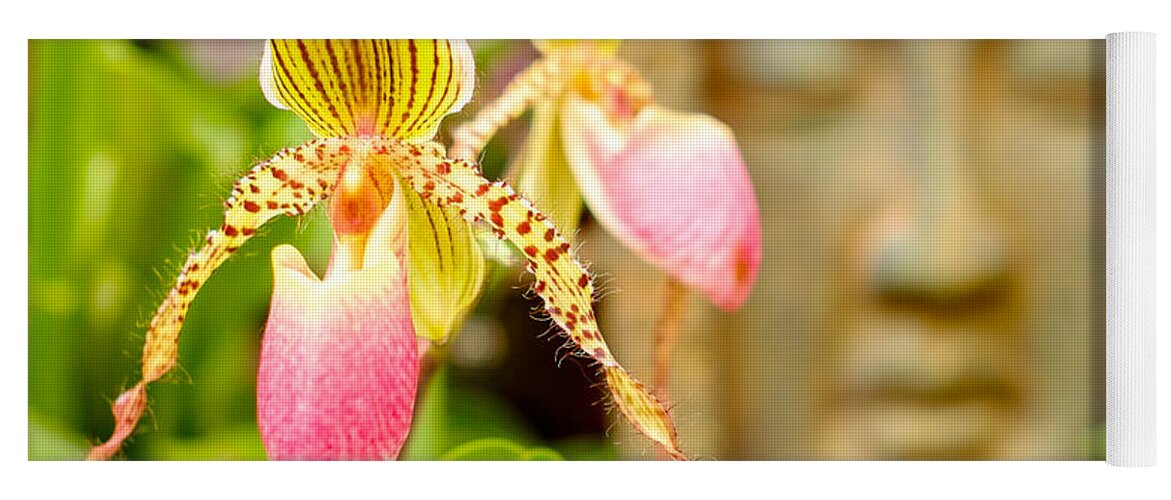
819 40 1100 459
595 40 1101 459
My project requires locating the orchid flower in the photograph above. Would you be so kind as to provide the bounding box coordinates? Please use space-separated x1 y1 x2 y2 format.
88 39 683 461
451 41 762 391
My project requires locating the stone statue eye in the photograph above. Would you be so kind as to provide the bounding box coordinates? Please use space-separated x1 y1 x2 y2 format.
1008 40 1103 124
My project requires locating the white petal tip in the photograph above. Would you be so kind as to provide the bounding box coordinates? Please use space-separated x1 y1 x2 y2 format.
259 41 290 111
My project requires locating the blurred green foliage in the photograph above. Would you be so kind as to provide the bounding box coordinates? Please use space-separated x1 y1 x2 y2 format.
1089 425 1106 461
28 39 613 461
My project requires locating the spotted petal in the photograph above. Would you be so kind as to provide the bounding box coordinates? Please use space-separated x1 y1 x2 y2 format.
262 39 475 141
88 139 351 460
369 138 685 459
560 98 762 311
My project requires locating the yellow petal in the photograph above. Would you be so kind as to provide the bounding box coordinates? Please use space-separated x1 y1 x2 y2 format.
89 138 353 460
513 98 584 236
532 39 621 57
263 40 475 141
393 165 486 343
370 137 685 459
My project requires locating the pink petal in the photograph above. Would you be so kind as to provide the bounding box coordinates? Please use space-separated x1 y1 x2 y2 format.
561 98 762 311
257 244 418 460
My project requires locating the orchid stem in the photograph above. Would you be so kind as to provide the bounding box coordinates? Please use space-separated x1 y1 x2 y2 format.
652 278 689 460
652 278 689 402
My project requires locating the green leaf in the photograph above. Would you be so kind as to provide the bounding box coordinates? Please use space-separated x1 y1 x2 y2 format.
440 438 564 461
554 435 619 461
28 413 88 460
142 424 267 461
399 366 538 460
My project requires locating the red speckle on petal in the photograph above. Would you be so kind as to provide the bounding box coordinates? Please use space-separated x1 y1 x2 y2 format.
488 196 509 212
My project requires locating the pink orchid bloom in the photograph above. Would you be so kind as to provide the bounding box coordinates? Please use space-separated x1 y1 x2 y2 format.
257 172 420 460
454 41 762 312
89 40 685 461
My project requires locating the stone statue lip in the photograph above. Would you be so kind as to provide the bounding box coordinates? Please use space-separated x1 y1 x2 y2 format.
843 373 1020 408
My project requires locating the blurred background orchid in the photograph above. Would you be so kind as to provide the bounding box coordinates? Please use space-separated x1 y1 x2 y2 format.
452 40 762 399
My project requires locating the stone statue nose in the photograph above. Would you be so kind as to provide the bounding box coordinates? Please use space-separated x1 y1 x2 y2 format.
871 40 1008 307
872 190 1007 307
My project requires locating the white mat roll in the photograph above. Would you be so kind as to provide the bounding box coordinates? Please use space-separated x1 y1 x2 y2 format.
1105 31 1156 467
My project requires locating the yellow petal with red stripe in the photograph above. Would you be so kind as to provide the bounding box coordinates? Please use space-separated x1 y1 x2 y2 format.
262 40 475 141
394 165 486 343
